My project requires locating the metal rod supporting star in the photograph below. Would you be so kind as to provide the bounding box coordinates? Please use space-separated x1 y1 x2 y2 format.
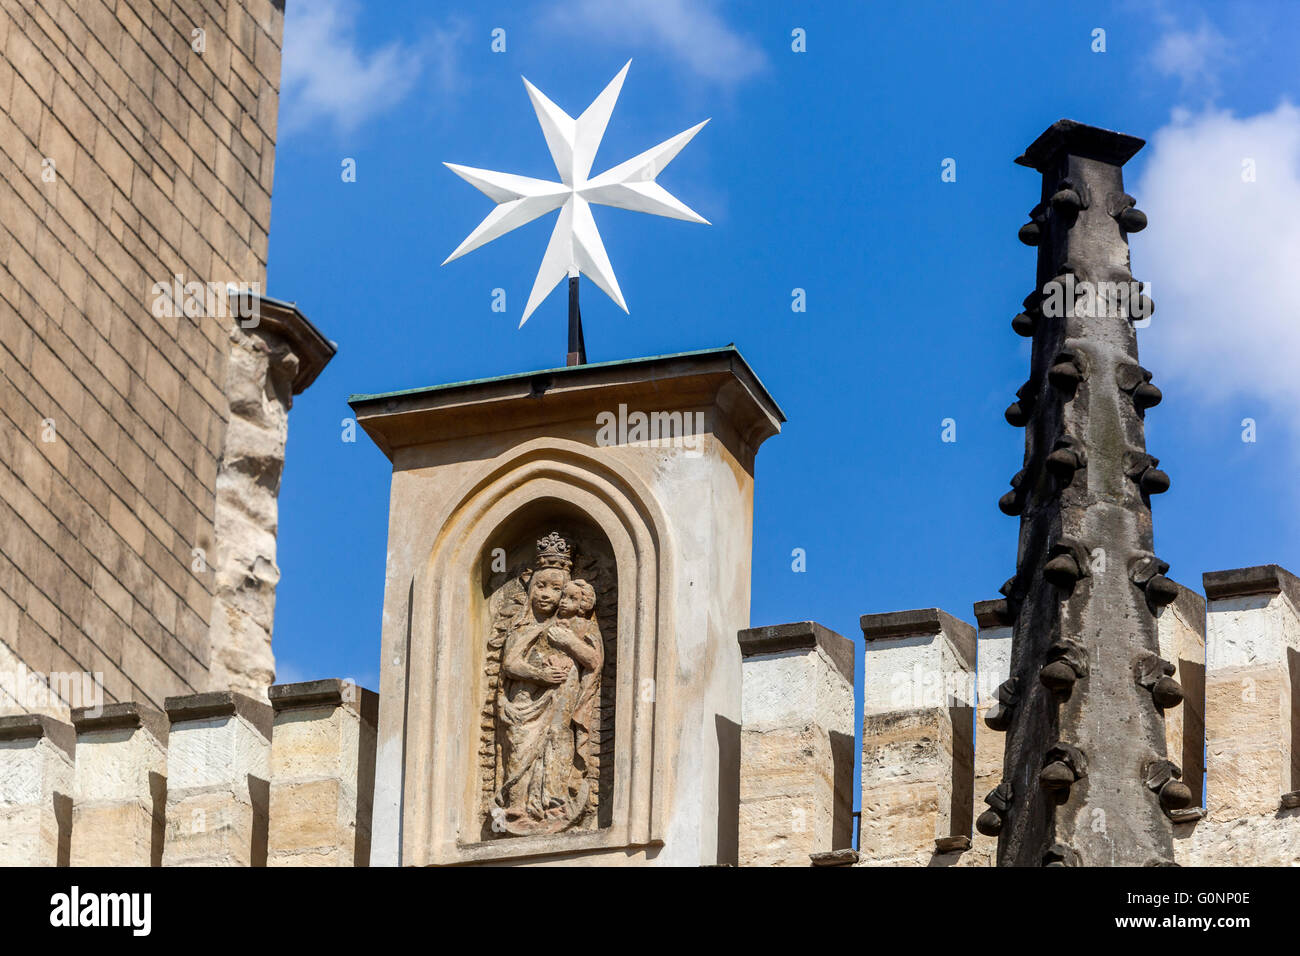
441 60 709 363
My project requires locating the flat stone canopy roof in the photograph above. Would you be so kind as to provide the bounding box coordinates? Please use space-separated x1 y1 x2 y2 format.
348 344 786 461
349 344 783 415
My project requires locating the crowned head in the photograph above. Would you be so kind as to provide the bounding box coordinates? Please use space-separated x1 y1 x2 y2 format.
535 532 573 572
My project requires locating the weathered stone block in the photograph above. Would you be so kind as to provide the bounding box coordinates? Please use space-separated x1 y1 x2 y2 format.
737 621 854 867
209 300 336 702
0 714 75 865
267 679 377 866
861 608 975 716
1202 566 1300 821
858 609 974 864
162 691 271 866
71 702 167 866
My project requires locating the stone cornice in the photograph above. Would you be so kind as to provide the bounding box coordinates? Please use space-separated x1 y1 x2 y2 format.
71 701 168 743
0 713 75 757
859 607 976 669
246 293 337 397
269 679 379 724
1015 118 1145 171
738 621 855 686
164 691 273 740
973 599 1014 629
347 345 784 463
1203 564 1300 608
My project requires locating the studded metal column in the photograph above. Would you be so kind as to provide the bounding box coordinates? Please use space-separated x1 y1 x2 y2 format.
977 121 1189 866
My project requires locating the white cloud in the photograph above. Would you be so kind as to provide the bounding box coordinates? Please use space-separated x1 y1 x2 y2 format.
281 0 458 134
1135 102 1300 415
1140 0 1232 97
1151 20 1228 89
542 0 766 86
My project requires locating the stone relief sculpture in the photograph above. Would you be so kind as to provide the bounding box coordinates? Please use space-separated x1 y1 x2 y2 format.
482 531 615 837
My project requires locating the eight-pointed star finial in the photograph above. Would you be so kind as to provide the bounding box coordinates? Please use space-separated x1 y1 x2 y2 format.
442 61 710 326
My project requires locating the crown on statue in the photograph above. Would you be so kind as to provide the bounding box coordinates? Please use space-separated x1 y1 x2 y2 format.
535 532 573 571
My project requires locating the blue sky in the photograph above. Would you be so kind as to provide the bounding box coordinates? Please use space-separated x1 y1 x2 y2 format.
265 0 1300 748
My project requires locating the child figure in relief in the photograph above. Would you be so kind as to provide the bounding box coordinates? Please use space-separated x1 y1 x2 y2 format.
551 580 604 769
536 580 602 811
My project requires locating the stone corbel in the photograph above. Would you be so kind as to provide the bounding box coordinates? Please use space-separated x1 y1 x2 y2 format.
238 294 337 409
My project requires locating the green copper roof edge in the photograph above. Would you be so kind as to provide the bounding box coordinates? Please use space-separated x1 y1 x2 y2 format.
347 344 786 422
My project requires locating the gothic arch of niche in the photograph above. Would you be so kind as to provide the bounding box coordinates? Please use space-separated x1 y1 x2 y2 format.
402 440 675 866
476 504 618 840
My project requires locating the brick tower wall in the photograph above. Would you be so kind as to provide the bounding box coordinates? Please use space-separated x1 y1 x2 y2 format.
0 0 287 715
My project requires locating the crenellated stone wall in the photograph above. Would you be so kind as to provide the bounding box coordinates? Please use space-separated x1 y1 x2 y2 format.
840 565 1300 868
0 679 375 866
5 564 1300 867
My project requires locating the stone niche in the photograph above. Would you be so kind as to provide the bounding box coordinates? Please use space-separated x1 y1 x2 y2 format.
350 347 783 865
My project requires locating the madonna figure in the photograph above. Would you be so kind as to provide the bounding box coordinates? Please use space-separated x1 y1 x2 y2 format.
492 532 603 835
